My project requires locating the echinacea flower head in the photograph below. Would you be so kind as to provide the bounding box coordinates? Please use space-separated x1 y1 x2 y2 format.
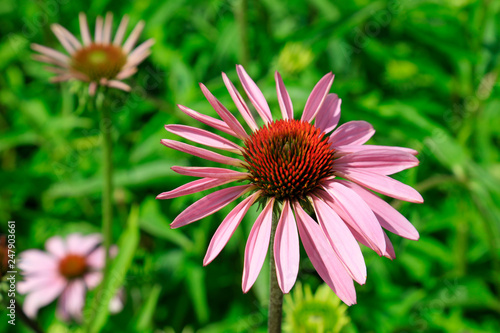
18 233 121 321
158 65 423 305
32 12 154 95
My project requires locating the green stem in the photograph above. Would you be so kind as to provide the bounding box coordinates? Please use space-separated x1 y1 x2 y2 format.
98 97 113 270
268 212 283 333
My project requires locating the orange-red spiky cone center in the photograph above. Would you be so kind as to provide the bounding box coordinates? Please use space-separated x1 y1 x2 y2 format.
243 119 334 200
71 44 127 81
59 254 88 279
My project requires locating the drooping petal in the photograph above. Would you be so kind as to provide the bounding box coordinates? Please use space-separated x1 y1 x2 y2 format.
334 150 419 175
222 72 259 132
242 198 274 293
273 200 300 293
88 82 98 96
45 236 66 258
384 232 396 259
322 181 386 255
199 83 249 140
329 121 375 146
236 65 273 123
293 202 356 305
314 94 341 134
334 169 424 203
160 139 243 167
171 185 253 228
311 195 366 285
275 71 293 120
177 104 236 137
165 124 242 153
301 72 334 123
204 192 260 265
23 277 66 318
171 166 249 180
336 180 419 240
156 178 235 200
61 280 86 321
334 145 419 157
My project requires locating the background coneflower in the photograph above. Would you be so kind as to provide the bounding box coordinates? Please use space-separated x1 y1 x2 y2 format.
31 12 154 95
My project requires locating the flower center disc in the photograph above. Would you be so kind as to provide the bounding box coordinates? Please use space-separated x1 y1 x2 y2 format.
243 119 334 200
71 44 127 81
59 254 88 279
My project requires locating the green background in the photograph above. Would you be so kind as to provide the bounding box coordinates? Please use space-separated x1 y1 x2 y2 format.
1 0 500 332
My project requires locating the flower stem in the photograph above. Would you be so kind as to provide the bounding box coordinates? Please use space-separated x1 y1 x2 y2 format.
97 94 113 269
268 212 283 333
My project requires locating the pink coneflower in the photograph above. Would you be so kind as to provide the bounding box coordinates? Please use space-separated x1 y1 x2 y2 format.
32 12 153 95
157 65 423 305
18 233 121 321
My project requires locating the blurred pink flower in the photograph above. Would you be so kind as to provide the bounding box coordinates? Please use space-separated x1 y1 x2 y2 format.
18 233 121 321
32 12 154 95
158 65 423 305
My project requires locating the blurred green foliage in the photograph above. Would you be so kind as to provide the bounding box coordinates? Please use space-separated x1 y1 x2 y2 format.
1 0 500 332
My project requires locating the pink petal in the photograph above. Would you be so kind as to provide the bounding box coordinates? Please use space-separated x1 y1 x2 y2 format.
113 15 129 45
322 181 386 255
334 145 419 158
336 180 419 240
165 124 242 153
88 82 97 96
275 71 293 120
106 80 131 91
94 16 103 43
242 198 275 293
45 236 66 258
301 72 334 123
31 44 70 64
79 13 91 46
84 271 103 289
58 280 86 322
384 232 396 259
171 166 249 180
329 121 375 146
116 67 138 80
86 247 105 269
160 139 243 167
102 12 113 44
171 185 252 228
204 192 260 265
79 234 103 255
23 277 66 318
199 83 248 140
293 202 356 305
311 195 366 284
123 20 145 53
334 150 419 175
51 24 75 54
52 24 81 50
18 272 62 294
236 65 273 123
222 72 259 132
177 104 236 137
156 177 235 200
19 250 58 274
314 94 341 134
334 169 423 203
273 200 300 293
32 54 69 68
127 38 155 63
